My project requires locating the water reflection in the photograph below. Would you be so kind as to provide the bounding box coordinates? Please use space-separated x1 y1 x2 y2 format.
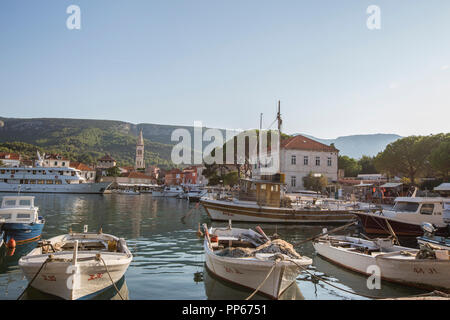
203 265 304 300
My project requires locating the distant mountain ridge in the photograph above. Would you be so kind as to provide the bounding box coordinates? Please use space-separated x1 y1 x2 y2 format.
0 117 401 167
297 133 402 158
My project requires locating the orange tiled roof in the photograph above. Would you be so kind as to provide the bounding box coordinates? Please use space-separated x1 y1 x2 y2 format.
70 162 94 171
281 135 338 152
124 172 154 179
0 152 21 160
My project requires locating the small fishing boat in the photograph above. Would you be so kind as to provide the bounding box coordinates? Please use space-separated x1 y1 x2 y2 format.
187 188 207 202
313 234 450 292
152 186 183 197
351 197 449 236
0 196 45 244
201 178 358 223
417 223 450 250
115 189 140 195
203 222 312 299
18 226 132 300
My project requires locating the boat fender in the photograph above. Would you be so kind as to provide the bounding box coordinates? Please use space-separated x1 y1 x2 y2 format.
6 238 16 249
211 235 218 243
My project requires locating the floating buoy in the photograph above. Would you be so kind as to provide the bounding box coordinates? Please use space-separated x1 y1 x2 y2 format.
7 248 15 256
7 238 16 249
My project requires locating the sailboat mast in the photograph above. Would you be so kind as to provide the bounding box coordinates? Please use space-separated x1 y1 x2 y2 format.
277 101 282 174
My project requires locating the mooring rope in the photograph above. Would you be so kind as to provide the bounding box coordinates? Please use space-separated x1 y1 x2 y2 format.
17 257 51 300
245 260 278 300
180 202 200 223
98 255 125 300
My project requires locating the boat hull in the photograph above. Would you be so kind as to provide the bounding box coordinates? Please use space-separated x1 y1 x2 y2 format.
201 199 356 224
3 221 44 243
0 182 111 194
313 241 450 292
352 211 449 236
204 241 309 299
19 254 132 300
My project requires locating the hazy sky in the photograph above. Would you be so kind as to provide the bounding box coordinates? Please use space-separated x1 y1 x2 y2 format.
1 1 449 138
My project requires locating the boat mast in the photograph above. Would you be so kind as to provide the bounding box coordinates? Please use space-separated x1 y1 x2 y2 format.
258 113 263 173
277 100 282 174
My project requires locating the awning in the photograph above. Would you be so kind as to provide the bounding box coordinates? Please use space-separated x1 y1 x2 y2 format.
379 182 402 188
117 183 158 187
353 183 373 187
434 183 450 192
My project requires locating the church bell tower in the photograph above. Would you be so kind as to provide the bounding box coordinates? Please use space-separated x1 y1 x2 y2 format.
135 129 145 170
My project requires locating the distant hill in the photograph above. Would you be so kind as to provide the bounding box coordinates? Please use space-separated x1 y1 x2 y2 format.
298 133 402 158
0 117 234 168
0 117 401 168
0 117 175 168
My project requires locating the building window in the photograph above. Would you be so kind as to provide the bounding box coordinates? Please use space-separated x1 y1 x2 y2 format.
54 161 58 166
327 157 332 166
291 176 296 187
315 157 320 166
62 162 66 166
304 156 308 165
291 155 296 165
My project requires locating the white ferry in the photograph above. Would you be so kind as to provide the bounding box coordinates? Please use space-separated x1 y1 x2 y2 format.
0 167 111 194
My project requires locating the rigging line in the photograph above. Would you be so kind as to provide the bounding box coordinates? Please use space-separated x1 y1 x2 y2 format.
17 257 51 300
99 255 125 300
245 260 278 300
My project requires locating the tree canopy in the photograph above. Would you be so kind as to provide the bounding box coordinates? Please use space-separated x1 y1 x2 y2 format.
374 133 447 185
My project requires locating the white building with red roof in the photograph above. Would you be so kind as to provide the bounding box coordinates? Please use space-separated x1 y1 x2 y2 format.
254 134 339 192
280 135 339 191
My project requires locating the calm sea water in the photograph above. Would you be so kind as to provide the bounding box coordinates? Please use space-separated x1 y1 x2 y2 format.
0 193 426 300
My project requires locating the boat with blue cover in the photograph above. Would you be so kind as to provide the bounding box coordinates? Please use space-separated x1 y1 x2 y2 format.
417 222 450 250
0 196 45 244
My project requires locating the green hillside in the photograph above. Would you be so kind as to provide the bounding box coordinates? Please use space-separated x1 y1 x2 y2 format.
0 118 174 168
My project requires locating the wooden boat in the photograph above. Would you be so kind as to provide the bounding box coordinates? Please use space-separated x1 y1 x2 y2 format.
201 179 357 224
351 197 449 236
203 223 312 299
18 226 132 300
0 196 45 244
313 235 450 292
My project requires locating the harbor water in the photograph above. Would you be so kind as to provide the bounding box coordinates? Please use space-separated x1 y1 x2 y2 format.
0 193 426 300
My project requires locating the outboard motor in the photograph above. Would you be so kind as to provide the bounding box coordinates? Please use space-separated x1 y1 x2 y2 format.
421 222 436 237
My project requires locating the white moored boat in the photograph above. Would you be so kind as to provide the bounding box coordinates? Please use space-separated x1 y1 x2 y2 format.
18 226 132 300
152 186 184 197
0 166 111 194
313 234 450 292
203 223 312 299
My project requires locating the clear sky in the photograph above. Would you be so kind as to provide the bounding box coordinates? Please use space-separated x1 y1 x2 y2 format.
1 0 449 138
